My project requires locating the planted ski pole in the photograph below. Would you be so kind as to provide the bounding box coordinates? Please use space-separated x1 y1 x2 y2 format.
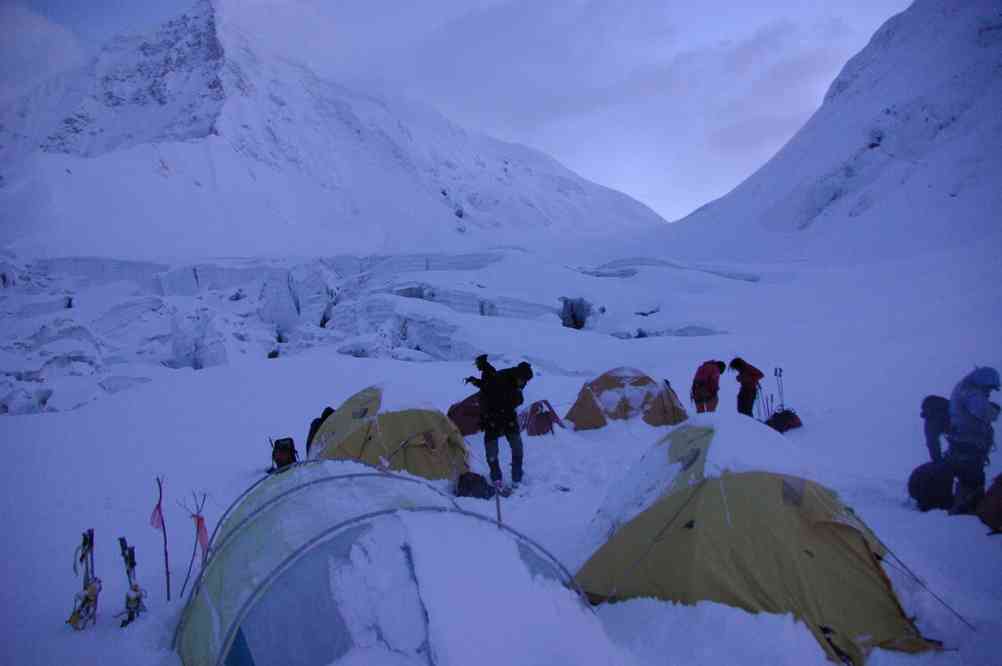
178 491 209 599
775 367 785 410
151 476 171 601
494 481 503 527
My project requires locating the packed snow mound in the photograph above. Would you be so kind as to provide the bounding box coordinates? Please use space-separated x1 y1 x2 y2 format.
0 1 663 260
597 0 1002 265
592 413 814 541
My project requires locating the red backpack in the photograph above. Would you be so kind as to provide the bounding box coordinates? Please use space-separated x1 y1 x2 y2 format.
977 474 1002 534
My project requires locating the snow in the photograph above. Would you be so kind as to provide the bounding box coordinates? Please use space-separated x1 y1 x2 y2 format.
402 511 630 666
1 0 1001 664
591 413 816 544
0 0 663 261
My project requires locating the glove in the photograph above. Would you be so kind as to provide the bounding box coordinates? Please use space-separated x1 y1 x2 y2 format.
464 376 476 385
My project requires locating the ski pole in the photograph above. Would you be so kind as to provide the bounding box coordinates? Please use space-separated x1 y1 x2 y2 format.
494 481 503 527
775 367 785 410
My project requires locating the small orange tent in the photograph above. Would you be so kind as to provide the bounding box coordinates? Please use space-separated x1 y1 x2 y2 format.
565 367 687 430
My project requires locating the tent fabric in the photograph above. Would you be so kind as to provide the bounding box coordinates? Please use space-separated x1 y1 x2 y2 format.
309 386 470 480
175 462 458 666
447 392 482 436
519 400 565 436
564 367 688 431
175 461 584 666
575 425 939 666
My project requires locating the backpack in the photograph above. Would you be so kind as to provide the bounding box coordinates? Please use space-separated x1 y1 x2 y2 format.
270 437 298 471
482 371 523 417
908 461 954 512
766 409 803 433
976 474 1002 533
455 472 496 500
306 407 335 455
920 395 951 433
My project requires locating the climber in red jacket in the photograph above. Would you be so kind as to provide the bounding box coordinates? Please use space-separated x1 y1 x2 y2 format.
691 360 726 413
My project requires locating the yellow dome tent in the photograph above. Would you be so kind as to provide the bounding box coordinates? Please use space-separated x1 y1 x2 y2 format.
308 385 470 481
575 425 940 665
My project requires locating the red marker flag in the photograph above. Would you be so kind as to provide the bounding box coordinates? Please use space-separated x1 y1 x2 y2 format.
150 502 164 531
194 515 209 559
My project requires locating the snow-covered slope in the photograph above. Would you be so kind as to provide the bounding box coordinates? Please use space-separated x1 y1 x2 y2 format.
2 1 1001 665
0 0 664 260
594 0 1002 265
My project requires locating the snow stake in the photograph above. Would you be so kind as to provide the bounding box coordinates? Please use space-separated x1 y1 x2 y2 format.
151 476 172 601
178 491 209 599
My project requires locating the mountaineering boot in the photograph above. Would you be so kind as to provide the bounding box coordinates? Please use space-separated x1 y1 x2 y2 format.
511 456 523 487
487 455 503 484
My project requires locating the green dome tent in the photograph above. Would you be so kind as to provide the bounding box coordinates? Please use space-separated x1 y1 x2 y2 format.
175 461 589 666
575 425 940 666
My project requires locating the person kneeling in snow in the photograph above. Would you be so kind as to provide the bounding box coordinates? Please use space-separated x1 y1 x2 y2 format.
691 360 726 413
465 355 533 487
945 366 1000 515
729 357 764 417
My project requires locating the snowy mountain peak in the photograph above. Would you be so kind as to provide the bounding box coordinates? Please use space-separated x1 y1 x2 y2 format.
0 0 664 260
606 0 1002 265
0 0 224 162
41 0 223 157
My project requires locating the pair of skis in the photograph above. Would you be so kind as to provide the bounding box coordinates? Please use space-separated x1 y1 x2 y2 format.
66 531 145 630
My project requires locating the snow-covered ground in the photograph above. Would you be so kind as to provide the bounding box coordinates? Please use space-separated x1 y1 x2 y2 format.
2 237 999 664
1 0 1001 664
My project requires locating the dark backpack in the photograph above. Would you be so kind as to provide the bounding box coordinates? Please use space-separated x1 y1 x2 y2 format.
976 474 1002 533
306 407 335 455
455 472 495 500
908 461 954 512
766 409 803 433
481 371 523 418
921 395 951 433
271 437 298 471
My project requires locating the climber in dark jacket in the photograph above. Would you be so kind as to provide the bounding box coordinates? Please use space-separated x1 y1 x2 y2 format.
945 366 1000 514
465 354 534 486
729 357 764 417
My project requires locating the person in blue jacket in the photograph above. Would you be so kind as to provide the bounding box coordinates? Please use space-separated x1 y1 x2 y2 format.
946 366 1000 514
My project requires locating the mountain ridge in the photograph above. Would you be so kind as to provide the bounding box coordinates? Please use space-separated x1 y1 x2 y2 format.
0 0 665 261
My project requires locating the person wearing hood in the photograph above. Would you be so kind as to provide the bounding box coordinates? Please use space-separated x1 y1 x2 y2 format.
465 355 534 487
946 366 1000 514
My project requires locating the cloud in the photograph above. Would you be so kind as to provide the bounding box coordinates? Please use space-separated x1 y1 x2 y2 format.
0 3 86 103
